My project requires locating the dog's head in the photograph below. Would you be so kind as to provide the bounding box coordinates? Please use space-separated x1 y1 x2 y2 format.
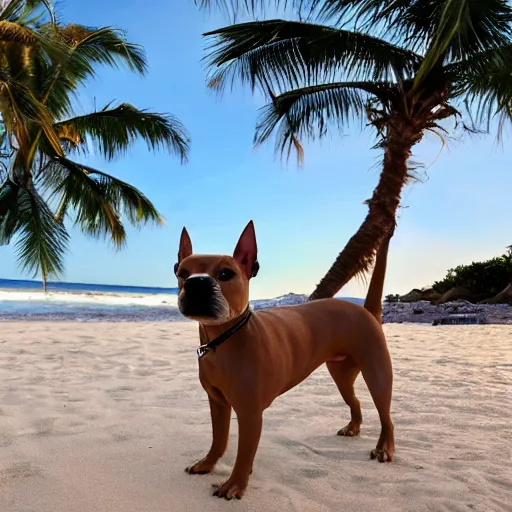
175 221 259 325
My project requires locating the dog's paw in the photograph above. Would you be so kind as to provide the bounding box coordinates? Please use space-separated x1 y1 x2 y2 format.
337 421 360 437
185 458 214 475
370 448 393 463
212 479 247 500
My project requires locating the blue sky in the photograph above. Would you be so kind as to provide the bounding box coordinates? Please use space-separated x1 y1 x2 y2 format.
1 0 511 299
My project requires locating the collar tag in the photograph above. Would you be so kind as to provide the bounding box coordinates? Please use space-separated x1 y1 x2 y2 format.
197 344 210 359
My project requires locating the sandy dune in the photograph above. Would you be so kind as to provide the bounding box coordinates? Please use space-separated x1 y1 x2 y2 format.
0 322 511 512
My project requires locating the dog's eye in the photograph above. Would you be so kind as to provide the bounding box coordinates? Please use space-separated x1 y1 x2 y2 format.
177 269 189 280
218 268 236 281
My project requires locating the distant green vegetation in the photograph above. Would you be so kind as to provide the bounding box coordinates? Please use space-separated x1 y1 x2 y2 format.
384 246 512 304
432 248 512 300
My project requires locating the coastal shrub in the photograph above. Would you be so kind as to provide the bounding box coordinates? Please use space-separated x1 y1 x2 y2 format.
432 251 512 299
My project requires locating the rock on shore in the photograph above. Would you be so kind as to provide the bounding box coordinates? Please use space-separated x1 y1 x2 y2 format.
252 294 512 325
383 300 512 325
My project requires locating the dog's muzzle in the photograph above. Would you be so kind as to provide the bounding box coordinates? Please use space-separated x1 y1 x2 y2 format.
179 274 226 319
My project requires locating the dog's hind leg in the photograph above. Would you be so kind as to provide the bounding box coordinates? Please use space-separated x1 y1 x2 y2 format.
357 337 395 462
326 357 362 437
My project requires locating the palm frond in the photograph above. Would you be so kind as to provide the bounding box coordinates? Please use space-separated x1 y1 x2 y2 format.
0 70 64 160
83 167 163 226
0 180 21 245
56 25 147 75
194 0 312 20
34 49 89 119
413 0 512 90
44 158 164 227
454 47 512 132
27 0 56 23
36 24 148 120
45 157 127 247
205 20 421 93
316 0 446 37
53 103 190 162
316 0 512 54
0 0 26 20
44 157 163 247
446 43 512 89
254 81 384 160
13 186 69 284
1 0 55 24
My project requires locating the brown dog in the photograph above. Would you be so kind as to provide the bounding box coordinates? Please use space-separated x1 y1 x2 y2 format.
176 221 394 500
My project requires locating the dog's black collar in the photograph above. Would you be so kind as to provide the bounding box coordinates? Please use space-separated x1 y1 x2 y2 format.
197 306 252 360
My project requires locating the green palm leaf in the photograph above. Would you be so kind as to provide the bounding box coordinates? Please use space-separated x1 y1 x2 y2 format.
45 158 163 226
13 186 69 286
194 0 311 19
205 20 421 92
460 62 512 132
1 0 54 22
412 0 512 90
46 157 127 246
0 69 64 159
85 168 163 226
255 81 386 159
0 180 21 245
313 0 512 51
446 43 512 78
46 157 164 245
55 25 147 75
37 25 148 120
53 103 190 162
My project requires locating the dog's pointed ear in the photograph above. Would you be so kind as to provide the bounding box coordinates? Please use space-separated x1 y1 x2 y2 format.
233 220 259 279
177 227 192 263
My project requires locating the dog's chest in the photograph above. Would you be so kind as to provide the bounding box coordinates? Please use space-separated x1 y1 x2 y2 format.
197 356 231 393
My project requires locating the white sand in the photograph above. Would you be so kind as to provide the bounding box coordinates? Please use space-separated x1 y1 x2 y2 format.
0 322 511 512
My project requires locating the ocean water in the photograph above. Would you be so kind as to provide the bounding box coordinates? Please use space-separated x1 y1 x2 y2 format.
0 278 179 295
0 278 181 322
0 278 363 322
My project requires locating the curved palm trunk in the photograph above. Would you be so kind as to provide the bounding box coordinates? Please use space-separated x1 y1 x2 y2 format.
309 120 422 301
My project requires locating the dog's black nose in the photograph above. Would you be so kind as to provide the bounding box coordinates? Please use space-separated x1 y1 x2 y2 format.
184 275 213 295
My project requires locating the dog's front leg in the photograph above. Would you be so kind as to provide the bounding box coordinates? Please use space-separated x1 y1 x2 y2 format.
213 410 262 500
186 394 231 475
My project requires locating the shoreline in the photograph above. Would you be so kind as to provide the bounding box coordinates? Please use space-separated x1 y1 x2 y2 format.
1 287 511 324
0 288 171 299
1 304 511 324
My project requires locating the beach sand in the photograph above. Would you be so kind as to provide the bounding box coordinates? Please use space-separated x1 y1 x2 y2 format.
0 322 510 512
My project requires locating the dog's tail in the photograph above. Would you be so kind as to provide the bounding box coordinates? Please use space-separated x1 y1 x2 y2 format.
363 233 393 324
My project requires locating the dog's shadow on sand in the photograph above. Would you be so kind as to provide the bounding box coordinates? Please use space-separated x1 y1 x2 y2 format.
266 434 374 464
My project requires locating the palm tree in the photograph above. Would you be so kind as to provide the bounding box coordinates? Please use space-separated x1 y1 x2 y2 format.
0 1 190 290
196 0 512 300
